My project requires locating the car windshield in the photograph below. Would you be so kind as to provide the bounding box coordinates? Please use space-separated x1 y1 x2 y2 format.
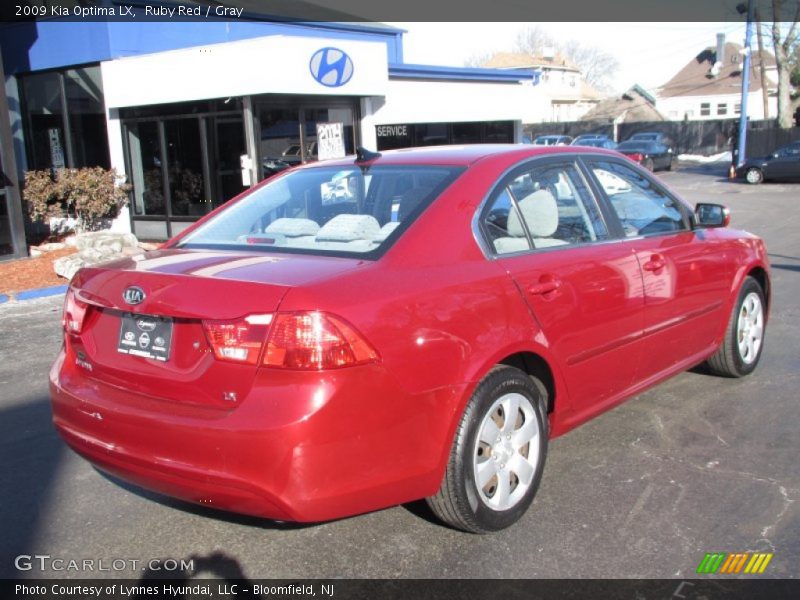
631 134 657 141
178 165 464 257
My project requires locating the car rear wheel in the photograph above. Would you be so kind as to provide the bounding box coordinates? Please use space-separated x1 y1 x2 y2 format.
707 276 766 377
745 167 763 184
426 366 548 533
643 158 654 172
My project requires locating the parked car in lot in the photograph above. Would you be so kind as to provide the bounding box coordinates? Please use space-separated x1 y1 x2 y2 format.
627 131 675 152
737 141 800 184
616 140 674 171
51 145 770 533
571 134 614 147
533 135 573 146
576 138 618 150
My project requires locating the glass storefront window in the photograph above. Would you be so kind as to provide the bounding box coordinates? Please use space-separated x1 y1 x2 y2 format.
376 120 515 151
21 65 110 171
164 119 207 217
64 66 110 168
0 148 12 256
259 107 301 179
21 71 66 171
304 106 355 161
208 117 246 207
127 121 165 216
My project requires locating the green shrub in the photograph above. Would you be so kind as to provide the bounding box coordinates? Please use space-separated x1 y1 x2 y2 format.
24 167 131 231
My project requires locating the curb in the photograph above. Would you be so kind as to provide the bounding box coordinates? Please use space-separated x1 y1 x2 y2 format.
0 284 68 304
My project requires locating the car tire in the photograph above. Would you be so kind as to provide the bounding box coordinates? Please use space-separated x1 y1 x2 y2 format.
666 158 673 171
643 158 654 172
745 167 763 184
426 365 548 533
706 276 766 378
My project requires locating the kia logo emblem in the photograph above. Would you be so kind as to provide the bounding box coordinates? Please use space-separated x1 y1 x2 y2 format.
309 47 354 88
123 286 145 305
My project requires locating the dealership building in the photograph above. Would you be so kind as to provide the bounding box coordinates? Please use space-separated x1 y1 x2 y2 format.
0 6 546 254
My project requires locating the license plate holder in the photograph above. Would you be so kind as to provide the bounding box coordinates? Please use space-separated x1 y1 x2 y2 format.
117 313 173 362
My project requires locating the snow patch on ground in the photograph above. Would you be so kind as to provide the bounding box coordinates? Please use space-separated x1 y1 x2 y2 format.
677 151 732 163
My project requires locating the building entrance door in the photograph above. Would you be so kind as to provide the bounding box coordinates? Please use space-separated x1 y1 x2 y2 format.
255 98 357 181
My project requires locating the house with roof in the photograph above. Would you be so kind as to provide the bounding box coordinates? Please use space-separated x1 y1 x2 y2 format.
655 36 778 122
482 52 603 122
581 84 667 124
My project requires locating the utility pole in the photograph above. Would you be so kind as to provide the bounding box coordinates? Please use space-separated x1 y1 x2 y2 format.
737 0 755 168
755 7 770 119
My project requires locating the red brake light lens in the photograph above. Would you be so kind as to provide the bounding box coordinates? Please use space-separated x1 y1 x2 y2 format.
264 312 379 370
62 289 88 334
202 314 273 365
202 311 378 369
628 152 644 162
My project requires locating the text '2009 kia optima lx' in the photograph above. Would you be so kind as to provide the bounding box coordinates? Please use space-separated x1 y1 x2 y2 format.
50 145 770 533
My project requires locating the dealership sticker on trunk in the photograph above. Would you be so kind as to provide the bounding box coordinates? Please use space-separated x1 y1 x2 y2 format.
117 313 173 361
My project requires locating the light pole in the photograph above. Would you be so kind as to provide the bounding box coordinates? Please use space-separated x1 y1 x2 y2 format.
736 0 755 168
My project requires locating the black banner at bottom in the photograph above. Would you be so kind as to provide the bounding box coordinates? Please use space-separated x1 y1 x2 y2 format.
3 579 800 600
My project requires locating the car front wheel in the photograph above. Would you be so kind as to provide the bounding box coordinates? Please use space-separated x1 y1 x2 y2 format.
707 276 766 377
745 167 763 184
426 366 548 533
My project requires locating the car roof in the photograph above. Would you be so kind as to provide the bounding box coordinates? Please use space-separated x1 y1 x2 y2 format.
297 144 621 168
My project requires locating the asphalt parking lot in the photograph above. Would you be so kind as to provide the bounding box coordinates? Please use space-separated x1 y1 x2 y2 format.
1 163 798 580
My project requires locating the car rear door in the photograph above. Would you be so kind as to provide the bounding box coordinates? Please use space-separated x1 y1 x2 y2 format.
581 157 731 381
478 157 647 419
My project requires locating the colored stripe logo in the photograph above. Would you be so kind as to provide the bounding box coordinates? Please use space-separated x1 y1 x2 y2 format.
696 552 773 574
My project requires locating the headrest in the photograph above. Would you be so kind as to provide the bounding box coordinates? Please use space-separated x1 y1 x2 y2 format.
316 214 381 242
507 189 559 238
265 218 320 237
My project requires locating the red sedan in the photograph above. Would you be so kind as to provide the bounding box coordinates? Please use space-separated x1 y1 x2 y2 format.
51 145 770 533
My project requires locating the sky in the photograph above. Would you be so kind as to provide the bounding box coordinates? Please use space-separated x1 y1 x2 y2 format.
388 22 752 93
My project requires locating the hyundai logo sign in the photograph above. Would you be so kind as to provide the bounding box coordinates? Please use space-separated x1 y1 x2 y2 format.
309 47 354 88
123 286 146 305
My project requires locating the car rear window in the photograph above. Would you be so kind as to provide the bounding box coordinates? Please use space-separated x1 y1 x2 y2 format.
177 165 464 257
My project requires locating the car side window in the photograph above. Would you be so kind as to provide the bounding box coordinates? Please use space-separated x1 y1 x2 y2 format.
589 160 688 237
481 162 608 255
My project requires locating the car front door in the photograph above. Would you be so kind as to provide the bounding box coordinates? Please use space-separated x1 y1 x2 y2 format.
765 145 800 180
479 158 647 422
582 157 731 381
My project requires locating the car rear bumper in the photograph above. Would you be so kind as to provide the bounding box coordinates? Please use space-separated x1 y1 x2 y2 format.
50 349 464 522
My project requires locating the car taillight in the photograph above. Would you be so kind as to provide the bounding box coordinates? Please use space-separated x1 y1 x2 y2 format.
62 288 88 334
202 314 273 365
264 312 379 370
628 152 644 162
202 311 378 369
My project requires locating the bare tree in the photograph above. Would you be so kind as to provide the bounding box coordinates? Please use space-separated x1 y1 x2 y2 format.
512 26 619 92
766 0 800 127
464 52 494 68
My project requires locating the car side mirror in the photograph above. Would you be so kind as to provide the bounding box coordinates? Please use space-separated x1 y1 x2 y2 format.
771 152 779 159
695 203 730 228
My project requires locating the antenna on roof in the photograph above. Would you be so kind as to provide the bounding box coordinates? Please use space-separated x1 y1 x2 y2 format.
355 146 381 163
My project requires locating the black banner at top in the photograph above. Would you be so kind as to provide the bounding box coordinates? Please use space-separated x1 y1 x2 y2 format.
2 0 798 23
3 579 800 600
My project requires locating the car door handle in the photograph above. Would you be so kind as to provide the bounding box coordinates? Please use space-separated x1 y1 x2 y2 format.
528 279 562 295
643 256 666 272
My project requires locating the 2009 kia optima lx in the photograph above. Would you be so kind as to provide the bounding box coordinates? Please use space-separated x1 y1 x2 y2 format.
50 145 769 533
